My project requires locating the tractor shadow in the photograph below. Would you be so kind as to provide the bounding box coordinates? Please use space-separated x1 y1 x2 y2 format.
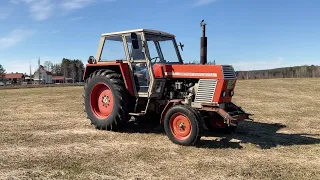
120 119 165 134
120 119 320 149
200 121 320 149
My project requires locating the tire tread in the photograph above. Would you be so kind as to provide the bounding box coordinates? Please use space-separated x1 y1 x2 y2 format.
83 69 130 131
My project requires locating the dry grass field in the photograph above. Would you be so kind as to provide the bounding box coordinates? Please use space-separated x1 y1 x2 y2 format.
0 78 319 180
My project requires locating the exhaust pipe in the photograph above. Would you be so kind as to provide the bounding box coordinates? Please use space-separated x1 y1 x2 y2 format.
200 20 207 65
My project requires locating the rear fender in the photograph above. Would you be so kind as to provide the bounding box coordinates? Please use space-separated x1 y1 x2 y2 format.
83 62 134 96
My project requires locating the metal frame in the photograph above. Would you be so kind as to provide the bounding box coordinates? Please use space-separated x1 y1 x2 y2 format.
199 102 252 126
101 29 175 38
122 34 139 97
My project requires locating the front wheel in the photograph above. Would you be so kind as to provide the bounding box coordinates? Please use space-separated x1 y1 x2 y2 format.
163 105 202 146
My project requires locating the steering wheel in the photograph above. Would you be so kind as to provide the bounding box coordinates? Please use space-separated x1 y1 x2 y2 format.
150 56 160 63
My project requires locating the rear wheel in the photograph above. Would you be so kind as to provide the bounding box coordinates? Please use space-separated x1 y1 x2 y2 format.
164 105 202 146
83 69 131 131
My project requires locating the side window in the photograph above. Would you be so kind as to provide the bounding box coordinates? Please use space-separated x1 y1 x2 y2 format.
125 34 145 60
100 35 126 61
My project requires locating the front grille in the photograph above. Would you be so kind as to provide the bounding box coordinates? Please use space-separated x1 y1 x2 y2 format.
222 65 237 79
194 79 217 103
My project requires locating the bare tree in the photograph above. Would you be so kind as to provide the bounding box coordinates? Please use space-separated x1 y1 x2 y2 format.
44 61 53 72
75 60 84 82
69 63 76 83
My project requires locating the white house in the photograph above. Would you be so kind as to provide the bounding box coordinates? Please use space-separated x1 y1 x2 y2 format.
33 69 52 84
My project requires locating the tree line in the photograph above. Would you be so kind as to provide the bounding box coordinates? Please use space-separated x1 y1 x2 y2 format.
187 61 320 79
236 65 320 79
0 64 5 81
1 62 319 83
43 58 85 82
0 59 85 83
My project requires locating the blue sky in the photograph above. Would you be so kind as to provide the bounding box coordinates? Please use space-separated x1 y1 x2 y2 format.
0 0 319 73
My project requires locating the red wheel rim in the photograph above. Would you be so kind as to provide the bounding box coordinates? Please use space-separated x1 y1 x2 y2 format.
169 113 192 140
211 118 227 129
90 83 114 119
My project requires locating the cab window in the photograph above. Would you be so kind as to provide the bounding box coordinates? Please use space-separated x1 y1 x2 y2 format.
100 35 126 61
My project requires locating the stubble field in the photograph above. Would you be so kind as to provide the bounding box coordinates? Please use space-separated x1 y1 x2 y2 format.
0 78 319 180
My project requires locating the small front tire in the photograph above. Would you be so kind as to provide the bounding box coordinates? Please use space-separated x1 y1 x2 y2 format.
164 105 202 146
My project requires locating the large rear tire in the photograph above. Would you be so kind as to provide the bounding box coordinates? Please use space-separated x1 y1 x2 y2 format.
83 69 131 131
164 105 202 146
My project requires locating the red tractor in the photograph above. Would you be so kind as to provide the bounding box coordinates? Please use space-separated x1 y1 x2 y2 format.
83 20 251 146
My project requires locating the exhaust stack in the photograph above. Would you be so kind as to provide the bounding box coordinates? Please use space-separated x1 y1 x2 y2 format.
200 20 207 65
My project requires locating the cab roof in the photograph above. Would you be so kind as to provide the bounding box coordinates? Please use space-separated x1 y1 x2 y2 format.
101 29 175 37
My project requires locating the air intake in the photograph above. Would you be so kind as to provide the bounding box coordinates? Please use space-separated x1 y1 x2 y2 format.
222 65 237 79
194 79 217 103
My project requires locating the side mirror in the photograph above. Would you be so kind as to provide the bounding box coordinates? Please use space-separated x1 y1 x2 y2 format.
88 56 96 64
131 33 139 49
178 42 184 51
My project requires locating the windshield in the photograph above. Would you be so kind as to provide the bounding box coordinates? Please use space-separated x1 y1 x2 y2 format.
145 34 181 63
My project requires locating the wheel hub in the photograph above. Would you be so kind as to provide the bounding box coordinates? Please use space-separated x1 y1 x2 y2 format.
179 123 185 130
90 83 114 119
102 95 110 106
169 113 192 140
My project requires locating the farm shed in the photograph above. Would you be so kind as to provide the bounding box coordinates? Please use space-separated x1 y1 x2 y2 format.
5 73 25 84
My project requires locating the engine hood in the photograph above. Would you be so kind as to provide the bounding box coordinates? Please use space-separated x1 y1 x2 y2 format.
152 64 236 79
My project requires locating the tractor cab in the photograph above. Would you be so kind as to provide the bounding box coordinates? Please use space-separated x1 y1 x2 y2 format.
91 29 183 97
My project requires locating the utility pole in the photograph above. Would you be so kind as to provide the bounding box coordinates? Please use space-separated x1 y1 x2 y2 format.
29 63 31 77
38 57 40 84
29 63 32 84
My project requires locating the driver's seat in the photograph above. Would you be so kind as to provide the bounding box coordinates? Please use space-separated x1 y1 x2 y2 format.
131 44 145 60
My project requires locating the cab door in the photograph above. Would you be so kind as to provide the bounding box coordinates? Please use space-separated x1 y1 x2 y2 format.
123 32 156 98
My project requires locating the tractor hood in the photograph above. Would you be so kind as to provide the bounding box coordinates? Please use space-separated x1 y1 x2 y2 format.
152 64 237 80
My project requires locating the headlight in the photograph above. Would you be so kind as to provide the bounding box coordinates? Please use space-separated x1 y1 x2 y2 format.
221 91 226 97
230 90 234 96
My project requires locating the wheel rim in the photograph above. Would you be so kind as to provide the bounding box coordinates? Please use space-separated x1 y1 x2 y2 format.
90 83 114 119
169 112 192 140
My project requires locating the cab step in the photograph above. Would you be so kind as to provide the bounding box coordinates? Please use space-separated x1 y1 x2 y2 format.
129 112 146 116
